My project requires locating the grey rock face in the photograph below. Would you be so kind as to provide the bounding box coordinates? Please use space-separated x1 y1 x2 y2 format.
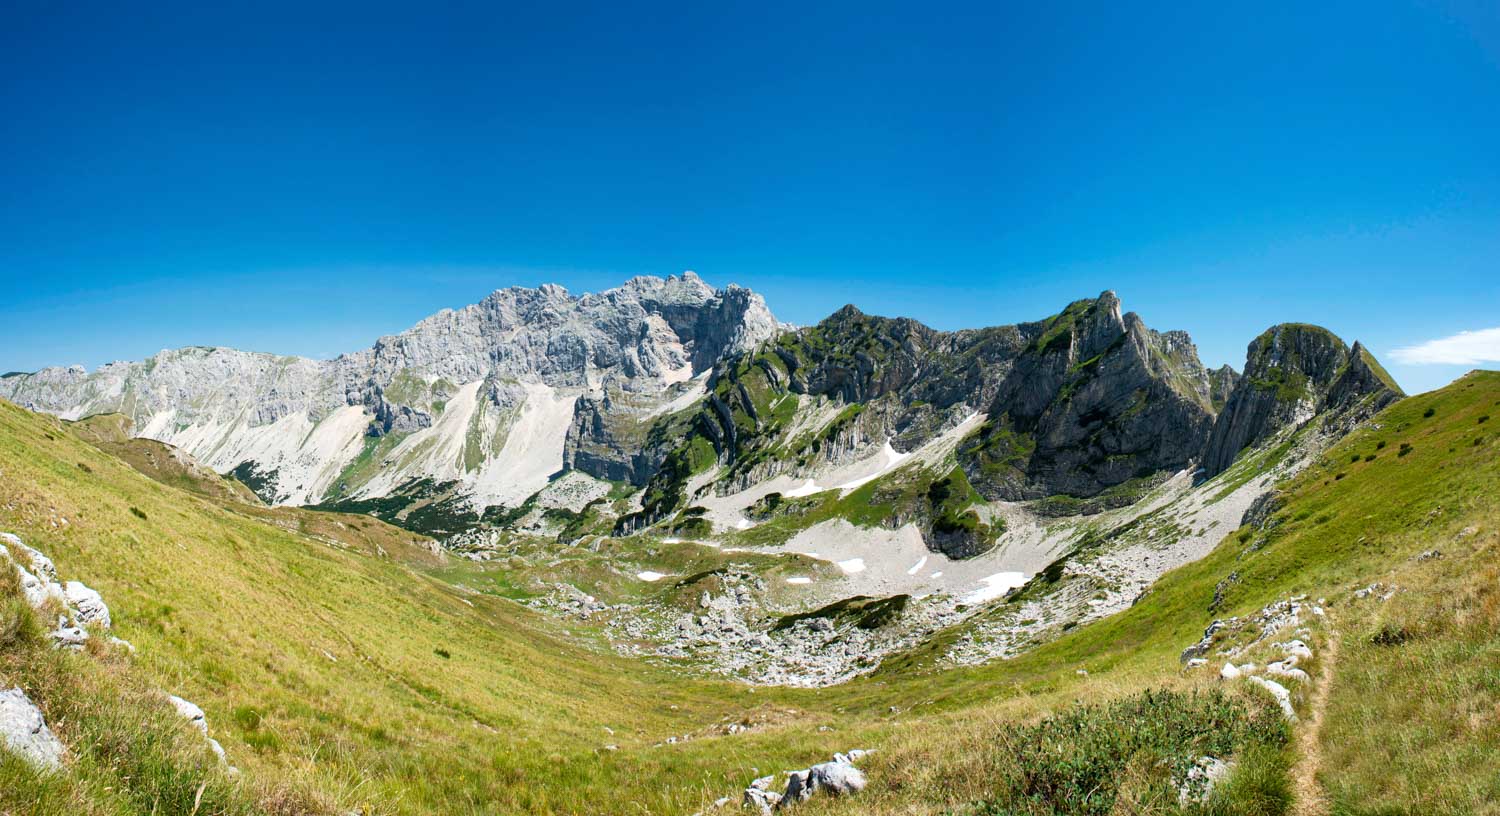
0 273 780 507
1202 326 1402 477
0 688 65 772
964 296 1219 500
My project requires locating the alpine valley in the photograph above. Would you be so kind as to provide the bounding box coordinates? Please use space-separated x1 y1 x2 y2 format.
2 274 1496 816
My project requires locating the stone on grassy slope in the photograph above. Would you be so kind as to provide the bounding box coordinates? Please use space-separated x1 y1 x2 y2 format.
168 695 208 733
63 581 111 628
49 616 87 650
1 535 67 611
1247 676 1297 721
0 687 65 771
1177 756 1231 805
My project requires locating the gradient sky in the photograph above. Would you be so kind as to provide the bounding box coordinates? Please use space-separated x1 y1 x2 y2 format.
3 2 1497 394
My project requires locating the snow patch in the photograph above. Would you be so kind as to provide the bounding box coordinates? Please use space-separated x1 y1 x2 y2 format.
786 576 812 585
783 479 823 498
637 571 666 582
837 558 867 574
906 555 928 576
833 440 912 494
963 572 1028 604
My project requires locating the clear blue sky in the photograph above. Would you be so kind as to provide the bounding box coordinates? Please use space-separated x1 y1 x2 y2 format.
3 2 1497 393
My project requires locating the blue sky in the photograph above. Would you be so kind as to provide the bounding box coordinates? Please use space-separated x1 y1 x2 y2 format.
2 2 1496 394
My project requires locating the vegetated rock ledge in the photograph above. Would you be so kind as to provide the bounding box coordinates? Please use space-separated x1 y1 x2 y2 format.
0 531 236 777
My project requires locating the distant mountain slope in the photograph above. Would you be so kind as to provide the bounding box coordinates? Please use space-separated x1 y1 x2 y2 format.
617 292 1400 556
0 273 778 509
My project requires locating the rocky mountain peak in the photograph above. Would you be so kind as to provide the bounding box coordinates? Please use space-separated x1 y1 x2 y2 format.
1200 323 1401 477
0 273 782 508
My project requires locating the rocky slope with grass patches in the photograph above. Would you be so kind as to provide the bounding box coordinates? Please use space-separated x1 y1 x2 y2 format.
1202 324 1402 478
618 292 1395 558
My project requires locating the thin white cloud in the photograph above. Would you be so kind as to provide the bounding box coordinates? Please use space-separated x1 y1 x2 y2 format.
1390 327 1500 366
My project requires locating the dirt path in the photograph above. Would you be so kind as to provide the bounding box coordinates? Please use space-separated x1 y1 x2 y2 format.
1290 629 1339 816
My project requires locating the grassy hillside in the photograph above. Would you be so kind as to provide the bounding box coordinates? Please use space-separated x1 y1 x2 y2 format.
0 399 838 814
1 370 1497 814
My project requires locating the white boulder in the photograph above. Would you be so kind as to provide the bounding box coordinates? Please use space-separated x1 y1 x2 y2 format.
1265 661 1310 682
49 616 87 650
1248 676 1297 721
1277 639 1313 661
807 760 866 795
64 581 111 629
168 695 208 733
0 687 65 772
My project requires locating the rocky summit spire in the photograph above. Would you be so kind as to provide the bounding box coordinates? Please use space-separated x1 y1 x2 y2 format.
1201 324 1402 477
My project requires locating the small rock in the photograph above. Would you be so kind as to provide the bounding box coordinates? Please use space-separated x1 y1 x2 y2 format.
49 617 87 651
782 769 812 804
168 695 208 733
0 687 65 772
1186 658 1207 669
743 786 781 815
64 581 111 629
1265 661 1310 682
807 760 866 795
1247 676 1297 721
1277 640 1313 661
1178 756 1231 805
1220 663 1242 680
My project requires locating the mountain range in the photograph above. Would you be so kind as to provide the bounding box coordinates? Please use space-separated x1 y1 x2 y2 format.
0 275 1401 552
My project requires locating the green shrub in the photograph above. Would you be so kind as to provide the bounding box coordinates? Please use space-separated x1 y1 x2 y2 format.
959 688 1287 816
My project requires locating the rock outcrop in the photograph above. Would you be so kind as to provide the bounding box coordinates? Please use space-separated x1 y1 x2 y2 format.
1201 325 1402 477
0 688 65 772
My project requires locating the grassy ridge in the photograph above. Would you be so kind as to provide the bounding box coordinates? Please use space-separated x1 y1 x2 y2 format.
0 399 842 814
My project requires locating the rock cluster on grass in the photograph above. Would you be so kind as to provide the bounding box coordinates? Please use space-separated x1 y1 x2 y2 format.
735 749 872 814
0 532 112 651
1180 595 1324 668
1177 594 1322 721
0 531 235 776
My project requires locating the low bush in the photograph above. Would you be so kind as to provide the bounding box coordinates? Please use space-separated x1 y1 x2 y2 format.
956 688 1288 815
